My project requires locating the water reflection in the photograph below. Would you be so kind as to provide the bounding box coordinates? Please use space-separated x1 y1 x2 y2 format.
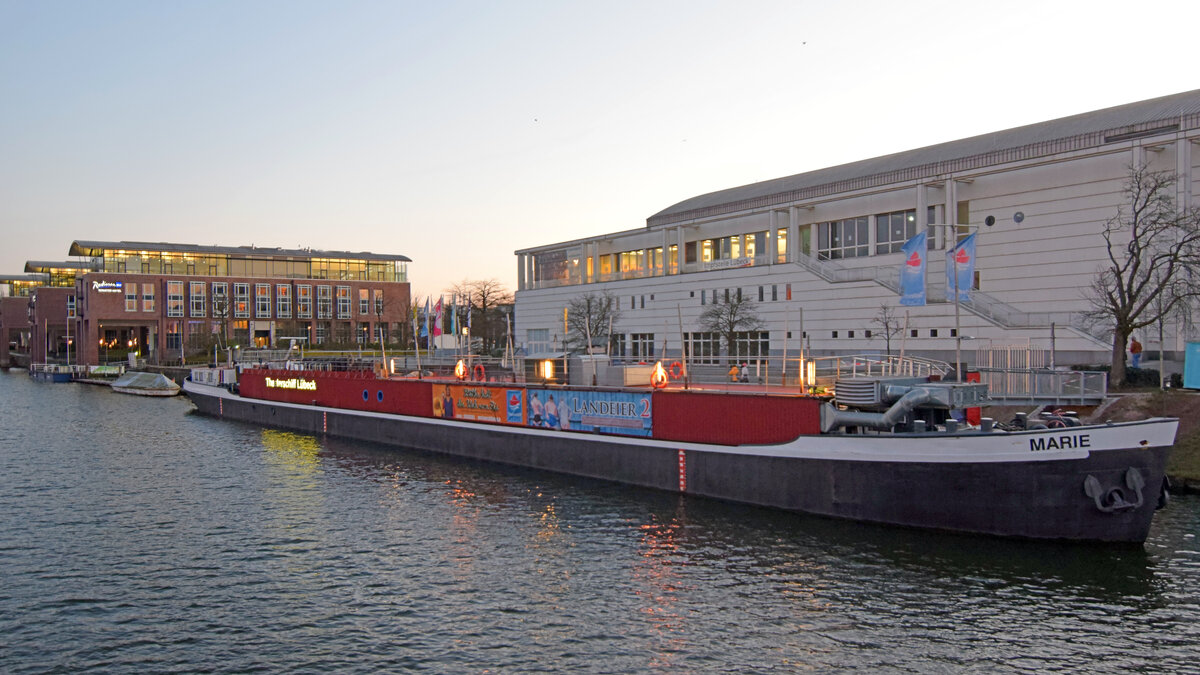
6 368 1197 673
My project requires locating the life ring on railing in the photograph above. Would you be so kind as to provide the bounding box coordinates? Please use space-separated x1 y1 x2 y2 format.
473 363 486 381
668 361 684 379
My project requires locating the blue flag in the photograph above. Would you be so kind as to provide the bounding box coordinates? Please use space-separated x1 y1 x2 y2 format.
898 231 927 306
946 233 977 302
422 298 430 338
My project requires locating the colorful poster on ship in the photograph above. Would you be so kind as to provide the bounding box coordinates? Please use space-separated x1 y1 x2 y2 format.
526 389 652 437
431 384 511 423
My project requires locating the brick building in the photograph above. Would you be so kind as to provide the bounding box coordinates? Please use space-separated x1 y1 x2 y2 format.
15 241 411 366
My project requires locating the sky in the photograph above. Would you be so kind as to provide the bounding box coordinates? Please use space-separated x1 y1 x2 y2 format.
2 0 1198 300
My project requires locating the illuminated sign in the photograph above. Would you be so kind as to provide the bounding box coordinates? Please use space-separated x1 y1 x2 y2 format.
265 377 317 391
92 281 123 293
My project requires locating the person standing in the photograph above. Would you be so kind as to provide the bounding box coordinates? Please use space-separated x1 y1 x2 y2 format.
1130 337 1143 369
728 362 739 382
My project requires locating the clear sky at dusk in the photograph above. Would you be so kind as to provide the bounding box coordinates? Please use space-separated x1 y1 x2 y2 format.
2 0 1196 299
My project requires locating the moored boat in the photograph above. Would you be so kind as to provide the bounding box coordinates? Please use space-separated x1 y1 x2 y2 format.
182 365 1176 544
111 371 181 396
29 363 74 383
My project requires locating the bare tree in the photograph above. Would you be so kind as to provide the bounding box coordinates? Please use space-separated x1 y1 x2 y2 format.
565 291 621 352
871 303 903 356
447 278 514 352
698 292 764 361
1087 163 1200 387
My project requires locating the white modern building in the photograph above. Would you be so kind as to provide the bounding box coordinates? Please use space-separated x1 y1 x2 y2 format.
514 90 1200 370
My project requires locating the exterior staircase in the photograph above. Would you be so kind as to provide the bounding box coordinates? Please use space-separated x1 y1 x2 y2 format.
791 255 1108 348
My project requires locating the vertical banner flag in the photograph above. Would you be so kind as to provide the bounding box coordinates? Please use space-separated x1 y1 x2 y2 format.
421 298 430 338
898 231 927 306
433 297 444 337
450 294 458 336
945 233 977 302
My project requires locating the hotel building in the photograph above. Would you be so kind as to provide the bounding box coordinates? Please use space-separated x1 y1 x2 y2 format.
1 263 86 367
514 89 1200 368
11 241 411 366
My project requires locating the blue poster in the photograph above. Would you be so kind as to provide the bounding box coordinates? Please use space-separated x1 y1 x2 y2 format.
505 389 524 424
898 231 927 306
945 232 977 302
526 389 652 437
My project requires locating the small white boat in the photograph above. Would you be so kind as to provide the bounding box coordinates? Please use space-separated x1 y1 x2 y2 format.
111 371 181 397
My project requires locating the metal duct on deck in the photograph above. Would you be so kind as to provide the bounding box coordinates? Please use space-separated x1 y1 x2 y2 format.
821 386 934 432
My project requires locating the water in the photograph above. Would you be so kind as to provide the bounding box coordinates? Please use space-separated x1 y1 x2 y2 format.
1 370 1198 673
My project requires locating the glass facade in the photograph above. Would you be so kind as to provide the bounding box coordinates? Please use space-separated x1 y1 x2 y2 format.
92 247 407 282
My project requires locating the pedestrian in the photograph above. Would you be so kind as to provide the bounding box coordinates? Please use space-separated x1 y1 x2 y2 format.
740 363 749 383
1130 337 1143 369
728 362 739 382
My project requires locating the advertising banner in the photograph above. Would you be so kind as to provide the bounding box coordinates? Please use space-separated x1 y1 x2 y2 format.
898 231 926 306
945 232 977 302
432 384 511 423
527 389 652 437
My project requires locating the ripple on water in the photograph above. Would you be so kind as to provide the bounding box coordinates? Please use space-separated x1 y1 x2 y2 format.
1 370 1199 672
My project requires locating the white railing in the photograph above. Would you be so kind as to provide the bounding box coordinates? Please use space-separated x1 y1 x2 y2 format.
976 368 1107 404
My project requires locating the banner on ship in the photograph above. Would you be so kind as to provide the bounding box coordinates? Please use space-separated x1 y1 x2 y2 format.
898 231 927 306
945 232 977 302
527 389 652 437
432 384 515 423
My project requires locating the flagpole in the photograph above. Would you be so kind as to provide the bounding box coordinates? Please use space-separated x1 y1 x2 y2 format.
954 262 961 381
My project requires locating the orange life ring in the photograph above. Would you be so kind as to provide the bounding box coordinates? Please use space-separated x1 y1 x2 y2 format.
668 361 684 379
472 363 486 381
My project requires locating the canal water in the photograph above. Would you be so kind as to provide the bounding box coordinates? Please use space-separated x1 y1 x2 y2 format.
1 370 1198 673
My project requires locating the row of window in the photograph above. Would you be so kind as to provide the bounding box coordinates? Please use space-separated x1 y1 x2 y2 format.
161 319 401 348
525 325 965 357
102 255 406 282
140 281 384 320
694 284 794 305
817 205 972 260
830 329 961 338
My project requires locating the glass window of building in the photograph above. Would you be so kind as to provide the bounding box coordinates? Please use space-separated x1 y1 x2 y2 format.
277 284 291 319
234 283 250 318
297 285 313 319
255 283 271 318
317 286 332 319
211 282 227 319
336 286 351 319
142 283 155 312
818 217 870 259
874 209 917 254
732 331 770 365
630 333 654 360
373 290 384 315
683 332 721 365
189 281 206 317
359 288 369 315
125 286 137 312
167 281 184 317
526 328 549 353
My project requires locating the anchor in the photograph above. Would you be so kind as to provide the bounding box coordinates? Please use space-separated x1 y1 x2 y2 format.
1083 468 1146 513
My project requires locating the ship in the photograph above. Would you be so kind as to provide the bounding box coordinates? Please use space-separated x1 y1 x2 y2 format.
182 363 1176 544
